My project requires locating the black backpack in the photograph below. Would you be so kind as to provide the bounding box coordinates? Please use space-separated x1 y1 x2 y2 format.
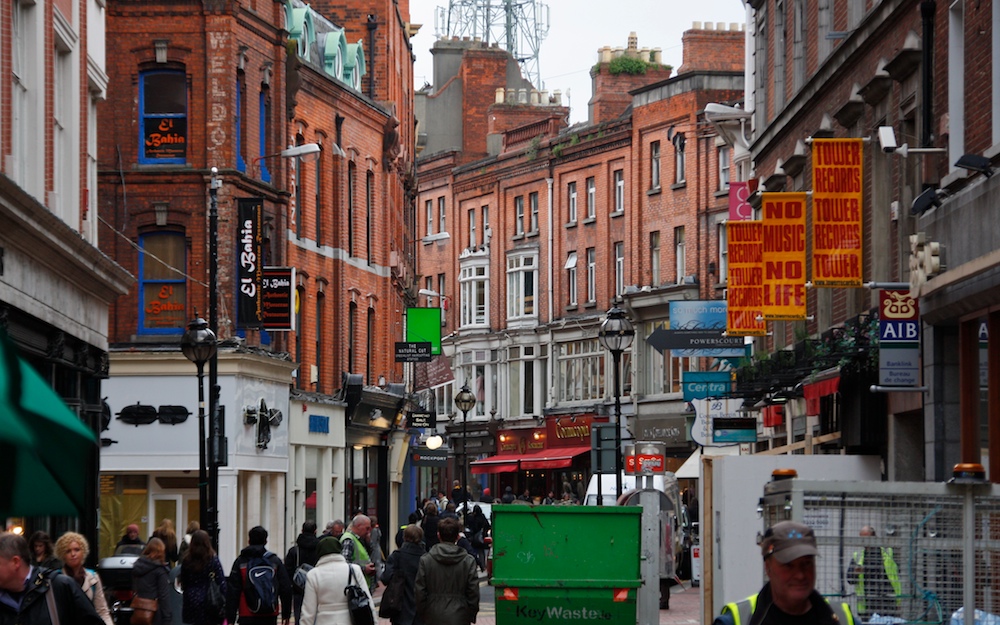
241 552 279 615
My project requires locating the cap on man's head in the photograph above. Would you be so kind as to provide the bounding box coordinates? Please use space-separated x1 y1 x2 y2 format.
127 524 140 534
483 488 490 496
249 526 268 545
760 521 818 564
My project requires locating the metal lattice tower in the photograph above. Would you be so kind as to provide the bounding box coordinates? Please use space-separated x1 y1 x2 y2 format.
434 0 550 89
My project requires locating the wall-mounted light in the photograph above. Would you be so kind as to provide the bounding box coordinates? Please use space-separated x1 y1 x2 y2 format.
954 153 994 178
911 187 948 216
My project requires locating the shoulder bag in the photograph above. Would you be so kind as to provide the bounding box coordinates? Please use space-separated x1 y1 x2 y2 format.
377 569 404 620
343 565 375 625
131 596 158 625
205 569 226 622
292 548 313 591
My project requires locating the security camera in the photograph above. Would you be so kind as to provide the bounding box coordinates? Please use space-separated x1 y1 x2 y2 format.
878 126 897 153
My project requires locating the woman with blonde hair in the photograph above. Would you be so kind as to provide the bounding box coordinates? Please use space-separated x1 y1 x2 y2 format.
132 537 173 625
54 531 114 625
152 518 179 565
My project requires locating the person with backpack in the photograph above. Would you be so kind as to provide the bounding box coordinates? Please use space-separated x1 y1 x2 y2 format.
284 521 320 624
225 526 292 625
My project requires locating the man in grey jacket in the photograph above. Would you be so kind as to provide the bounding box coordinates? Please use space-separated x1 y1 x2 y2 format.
414 517 479 625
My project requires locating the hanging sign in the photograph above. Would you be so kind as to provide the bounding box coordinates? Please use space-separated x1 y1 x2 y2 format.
878 289 920 386
762 193 807 320
726 221 766 336
811 138 864 287
237 198 264 329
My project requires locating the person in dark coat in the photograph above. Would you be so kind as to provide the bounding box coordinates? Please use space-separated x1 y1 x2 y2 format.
414 518 478 625
479 488 494 504
380 525 426 625
225 526 292 625
179 530 226 625
131 538 173 625
28 532 62 571
0 532 103 625
283 521 319 623
420 503 440 552
117 524 145 549
500 486 516 504
465 506 491 571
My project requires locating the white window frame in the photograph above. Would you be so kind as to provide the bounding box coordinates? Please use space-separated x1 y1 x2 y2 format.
614 170 624 213
719 146 731 191
460 261 489 327
586 248 596 303
651 231 661 286
614 242 625 296
529 191 539 233
675 227 686 283
718 223 728 285
565 252 578 305
438 196 447 233
673 133 686 184
567 181 577 223
650 141 661 189
425 199 434 236
557 339 605 403
468 208 476 248
507 252 537 319
515 196 525 235
586 177 596 219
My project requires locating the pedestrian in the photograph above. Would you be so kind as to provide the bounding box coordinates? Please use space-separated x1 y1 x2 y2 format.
284 521 320 624
179 530 226 625
54 532 114 625
340 515 378 591
321 520 345 540
500 486 516 504
225 526 292 625
848 526 900 618
178 521 200 562
440 503 459 521
117 524 144 549
414 517 479 625
0 532 104 625
713 521 855 625
369 516 385 580
300 537 377 625
131 538 173 625
479 488 494 504
436 491 449 511
518 489 531 502
421 503 441 552
151 519 179 566
450 480 466 509
380 525 426 625
561 474 572 497
542 491 556 505
28 531 61 571
395 513 421 549
465 506 490 572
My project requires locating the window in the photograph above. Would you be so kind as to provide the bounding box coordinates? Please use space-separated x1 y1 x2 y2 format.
774 0 786 109
565 252 578 305
460 263 489 327
515 196 525 235
650 231 661 286
425 199 434 236
673 133 686 184
347 162 356 255
236 72 247 172
793 0 806 91
294 139 304 238
258 88 271 182
650 141 661 189
529 192 539 233
675 227 686 283
53 47 71 220
11 0 30 185
315 144 324 244
719 146 731 190
614 170 624 213
139 232 186 334
367 171 374 264
348 302 357 373
567 182 577 223
295 287 305 383
315 293 325 392
366 307 375 384
438 196 447 233
586 177 596 219
468 208 477 248
586 248 596 303
507 253 537 319
509 345 543 417
438 273 447 325
558 339 605 402
718 223 728 284
615 242 625 296
482 206 490 240
754 7 770 131
140 70 187 164
644 322 697 394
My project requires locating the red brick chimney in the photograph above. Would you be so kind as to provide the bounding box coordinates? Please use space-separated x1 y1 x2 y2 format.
589 32 672 125
676 22 746 75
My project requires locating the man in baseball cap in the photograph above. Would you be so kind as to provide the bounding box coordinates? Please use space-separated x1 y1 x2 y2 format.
714 521 855 625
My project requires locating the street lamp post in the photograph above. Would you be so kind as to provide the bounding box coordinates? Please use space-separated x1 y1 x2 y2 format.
207 167 222 550
454 384 477 527
598 304 635 502
181 316 218 532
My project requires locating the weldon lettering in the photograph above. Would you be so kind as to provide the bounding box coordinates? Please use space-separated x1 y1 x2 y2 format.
514 606 613 621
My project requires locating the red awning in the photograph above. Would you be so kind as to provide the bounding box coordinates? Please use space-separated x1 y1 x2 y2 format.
470 445 591 473
803 374 840 415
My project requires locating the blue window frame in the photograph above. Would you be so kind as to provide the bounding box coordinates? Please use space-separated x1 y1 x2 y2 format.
139 70 187 164
138 232 186 334
236 72 246 172
259 90 271 182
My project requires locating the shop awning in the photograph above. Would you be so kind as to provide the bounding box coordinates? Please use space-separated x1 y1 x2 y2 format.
518 445 591 470
803 368 841 415
470 445 591 473
470 455 520 474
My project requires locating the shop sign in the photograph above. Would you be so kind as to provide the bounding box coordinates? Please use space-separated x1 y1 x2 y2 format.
547 415 595 445
682 371 733 401
878 289 920 386
624 441 667 475
761 193 807 320
261 267 295 331
726 221 766 336
144 117 186 159
411 448 448 467
811 138 864 287
237 198 264 329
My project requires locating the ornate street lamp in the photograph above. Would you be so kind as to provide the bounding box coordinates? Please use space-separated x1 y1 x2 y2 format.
181 316 217 531
453 384 477 526
598 304 634 501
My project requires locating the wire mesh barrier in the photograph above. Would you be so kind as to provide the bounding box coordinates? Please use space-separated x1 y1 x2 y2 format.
759 478 1000 625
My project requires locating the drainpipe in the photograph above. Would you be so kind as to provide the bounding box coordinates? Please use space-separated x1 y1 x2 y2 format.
920 1 935 147
546 176 554 409
367 14 377 100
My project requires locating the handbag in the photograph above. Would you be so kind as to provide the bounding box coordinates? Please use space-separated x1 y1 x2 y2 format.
377 571 405 620
206 570 226 621
343 565 374 625
131 596 158 625
292 548 313 591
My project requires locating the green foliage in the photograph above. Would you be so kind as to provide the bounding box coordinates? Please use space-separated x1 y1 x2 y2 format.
552 144 564 159
569 134 580 146
608 56 649 75
526 135 542 161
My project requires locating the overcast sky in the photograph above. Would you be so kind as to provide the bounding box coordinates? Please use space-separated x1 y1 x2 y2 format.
408 0 748 125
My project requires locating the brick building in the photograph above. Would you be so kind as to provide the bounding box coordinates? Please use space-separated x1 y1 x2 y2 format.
414 26 744 501
0 0 133 557
97 0 416 562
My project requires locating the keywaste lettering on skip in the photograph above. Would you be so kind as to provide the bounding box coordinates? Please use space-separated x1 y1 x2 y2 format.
514 605 613 621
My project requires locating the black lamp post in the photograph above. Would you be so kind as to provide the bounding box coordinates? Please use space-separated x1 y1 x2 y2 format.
454 384 477 527
181 316 217 532
598 304 635 502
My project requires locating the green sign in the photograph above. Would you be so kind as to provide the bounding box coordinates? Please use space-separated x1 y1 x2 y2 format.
406 307 442 355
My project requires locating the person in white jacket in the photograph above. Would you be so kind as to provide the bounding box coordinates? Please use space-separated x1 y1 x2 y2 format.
299 537 376 625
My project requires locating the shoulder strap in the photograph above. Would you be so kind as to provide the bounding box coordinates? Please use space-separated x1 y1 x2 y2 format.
45 580 61 625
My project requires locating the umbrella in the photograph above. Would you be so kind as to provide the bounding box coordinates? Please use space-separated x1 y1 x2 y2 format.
0 330 97 517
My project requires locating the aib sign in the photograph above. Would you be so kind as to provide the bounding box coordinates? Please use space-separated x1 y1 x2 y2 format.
878 290 920 387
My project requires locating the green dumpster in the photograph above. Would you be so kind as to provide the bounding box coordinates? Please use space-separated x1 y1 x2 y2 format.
490 504 641 624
